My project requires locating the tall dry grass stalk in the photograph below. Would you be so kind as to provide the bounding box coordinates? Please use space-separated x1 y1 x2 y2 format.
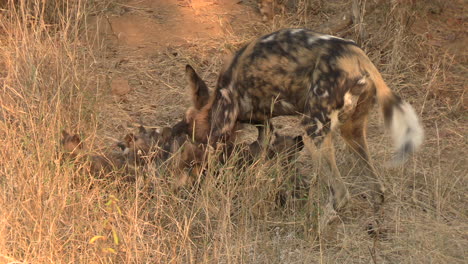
0 0 108 262
0 0 466 263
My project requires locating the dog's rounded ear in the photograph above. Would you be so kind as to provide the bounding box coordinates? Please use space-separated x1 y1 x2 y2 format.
61 130 70 138
138 125 147 135
149 128 160 139
186 64 210 110
186 64 195 73
62 133 83 154
161 127 172 142
70 134 81 144
62 134 83 151
124 133 136 144
117 142 127 151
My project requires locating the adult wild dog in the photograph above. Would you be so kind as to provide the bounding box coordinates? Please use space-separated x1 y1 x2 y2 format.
182 29 423 214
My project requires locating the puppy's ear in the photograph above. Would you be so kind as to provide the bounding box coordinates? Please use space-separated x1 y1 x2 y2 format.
117 142 127 151
138 125 147 135
61 130 70 139
149 128 160 139
70 134 81 145
62 132 83 153
161 127 172 142
124 133 136 144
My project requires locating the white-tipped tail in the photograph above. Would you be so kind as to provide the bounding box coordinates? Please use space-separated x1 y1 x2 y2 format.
356 49 424 165
388 101 424 165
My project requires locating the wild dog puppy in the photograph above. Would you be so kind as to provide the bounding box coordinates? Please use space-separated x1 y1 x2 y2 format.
258 0 274 22
268 132 306 207
61 130 83 158
171 137 207 190
227 129 303 167
173 130 304 191
121 126 173 165
258 0 291 22
119 124 203 189
61 130 128 175
180 29 424 215
267 132 304 161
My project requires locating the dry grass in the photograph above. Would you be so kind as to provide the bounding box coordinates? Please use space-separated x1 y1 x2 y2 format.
0 0 467 263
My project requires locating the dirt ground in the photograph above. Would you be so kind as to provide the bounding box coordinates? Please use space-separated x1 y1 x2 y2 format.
87 0 260 137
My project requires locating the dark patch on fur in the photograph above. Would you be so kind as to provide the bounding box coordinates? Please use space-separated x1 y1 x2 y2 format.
217 45 248 89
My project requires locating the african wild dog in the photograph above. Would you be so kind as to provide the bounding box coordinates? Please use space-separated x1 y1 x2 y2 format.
181 29 424 214
185 64 275 145
62 126 187 177
258 0 290 22
118 122 302 189
118 124 204 190
171 130 305 190
258 0 274 21
121 126 174 164
267 132 304 161
223 130 304 168
61 130 129 175
162 114 304 189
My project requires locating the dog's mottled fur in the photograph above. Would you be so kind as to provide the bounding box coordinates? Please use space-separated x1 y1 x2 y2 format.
181 29 424 212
